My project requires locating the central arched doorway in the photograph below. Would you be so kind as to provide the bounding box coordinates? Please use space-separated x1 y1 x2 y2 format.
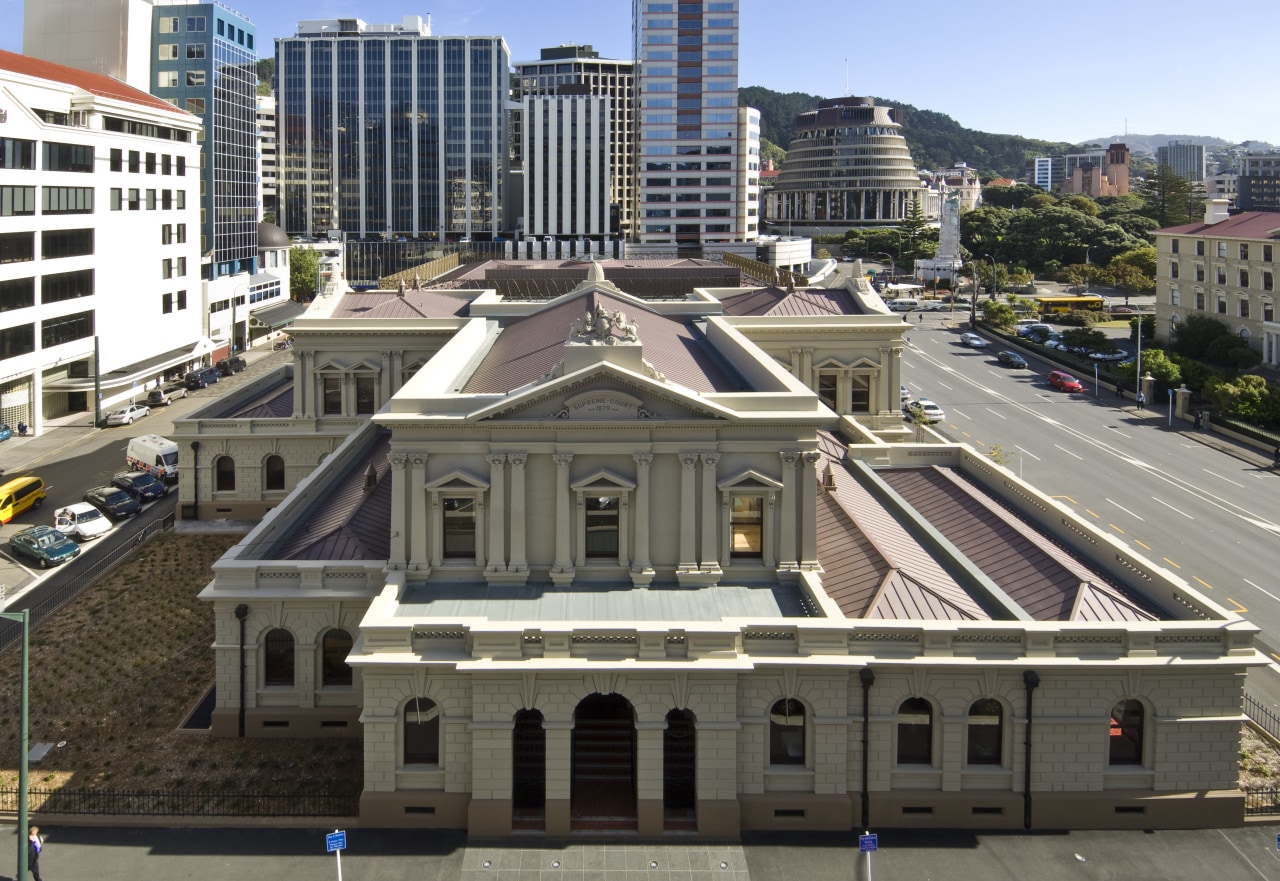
571 693 636 831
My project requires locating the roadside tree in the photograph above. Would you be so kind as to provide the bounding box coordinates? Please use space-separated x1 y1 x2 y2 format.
980 300 1016 328
289 246 319 301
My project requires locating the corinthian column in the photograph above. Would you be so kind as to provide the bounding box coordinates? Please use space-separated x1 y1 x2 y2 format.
699 453 720 574
778 452 799 571
551 453 574 583
508 454 528 573
388 453 408 568
631 453 654 584
800 451 821 568
677 453 699 572
486 454 506 573
410 454 428 568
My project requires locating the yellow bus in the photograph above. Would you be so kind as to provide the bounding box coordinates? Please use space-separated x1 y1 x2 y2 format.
1033 294 1106 314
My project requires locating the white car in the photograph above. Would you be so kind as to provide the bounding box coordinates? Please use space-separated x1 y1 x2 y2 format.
53 502 112 541
959 332 989 349
904 399 946 424
105 403 150 426
1089 349 1129 362
901 384 911 402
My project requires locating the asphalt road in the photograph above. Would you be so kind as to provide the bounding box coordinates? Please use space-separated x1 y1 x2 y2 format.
900 317 1280 693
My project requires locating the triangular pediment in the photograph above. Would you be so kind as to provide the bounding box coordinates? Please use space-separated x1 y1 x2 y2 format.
571 468 637 491
468 362 736 423
718 468 783 491
424 469 490 491
814 355 880 370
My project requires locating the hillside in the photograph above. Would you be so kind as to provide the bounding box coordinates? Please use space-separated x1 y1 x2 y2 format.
741 86 1074 180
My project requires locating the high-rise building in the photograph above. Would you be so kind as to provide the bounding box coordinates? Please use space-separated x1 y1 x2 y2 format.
257 95 277 220
513 45 635 237
276 16 509 242
1028 156 1064 191
1157 140 1207 182
521 94 611 240
22 0 153 90
766 97 923 229
1237 153 1280 213
633 1 759 246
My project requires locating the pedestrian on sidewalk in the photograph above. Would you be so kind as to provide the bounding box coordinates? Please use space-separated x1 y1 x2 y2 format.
1115 381 1123 399
1193 410 1203 430
1273 446 1280 470
1136 391 1145 410
28 825 44 881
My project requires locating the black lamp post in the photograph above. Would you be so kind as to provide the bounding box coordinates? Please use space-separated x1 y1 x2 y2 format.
859 666 875 829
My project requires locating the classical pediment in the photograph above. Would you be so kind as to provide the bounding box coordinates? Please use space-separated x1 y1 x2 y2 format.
467 363 736 423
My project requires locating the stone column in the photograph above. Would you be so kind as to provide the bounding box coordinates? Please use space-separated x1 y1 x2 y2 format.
631 454 654 584
789 347 803 380
380 350 394 402
410 454 429 569
543 720 573 836
799 451 821 568
636 721 665 835
391 350 404 394
486 454 506 573
508 454 528 573
299 351 314 418
474 496 487 568
551 454 574 584
678 454 699 572
699 453 721 575
800 348 814 387
388 452 408 568
778 452 799 571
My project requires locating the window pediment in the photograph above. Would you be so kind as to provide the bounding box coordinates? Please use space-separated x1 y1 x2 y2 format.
571 468 636 492
718 468 782 491
425 469 490 491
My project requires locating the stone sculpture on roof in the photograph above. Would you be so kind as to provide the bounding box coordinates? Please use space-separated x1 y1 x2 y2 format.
569 305 640 345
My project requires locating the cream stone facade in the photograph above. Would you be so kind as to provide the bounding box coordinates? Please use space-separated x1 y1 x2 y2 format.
194 261 1263 836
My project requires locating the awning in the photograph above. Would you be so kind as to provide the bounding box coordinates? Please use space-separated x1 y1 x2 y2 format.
249 299 308 330
43 337 217 391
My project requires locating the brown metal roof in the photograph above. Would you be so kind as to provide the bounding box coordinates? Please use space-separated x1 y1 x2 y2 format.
329 290 470 319
272 433 393 561
876 467 1157 622
230 385 293 419
1157 211 1280 239
461 290 747 394
723 287 863 317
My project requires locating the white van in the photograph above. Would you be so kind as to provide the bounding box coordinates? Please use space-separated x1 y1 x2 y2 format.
887 298 920 312
126 434 179 482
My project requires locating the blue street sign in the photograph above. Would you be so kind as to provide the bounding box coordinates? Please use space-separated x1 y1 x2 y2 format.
326 830 347 853
1275 832 1279 851
859 833 878 853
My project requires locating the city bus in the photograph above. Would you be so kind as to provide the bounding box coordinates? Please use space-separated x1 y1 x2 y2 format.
1032 294 1106 314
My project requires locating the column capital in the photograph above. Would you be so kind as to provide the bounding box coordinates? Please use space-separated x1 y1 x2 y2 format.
800 451 822 466
553 453 574 468
486 453 507 468
632 453 653 467
508 453 528 468
679 453 700 468
780 451 801 465
700 452 720 467
410 453 428 467
389 452 409 468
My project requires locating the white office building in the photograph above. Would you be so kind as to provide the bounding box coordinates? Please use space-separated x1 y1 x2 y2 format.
256 94 277 220
522 95 611 240
0 49 202 433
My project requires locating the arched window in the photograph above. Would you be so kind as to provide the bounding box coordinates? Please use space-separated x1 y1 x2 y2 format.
321 629 353 687
264 455 285 491
263 628 294 687
215 455 236 491
1109 698 1144 766
404 697 440 765
768 698 805 765
967 698 1003 765
896 697 932 765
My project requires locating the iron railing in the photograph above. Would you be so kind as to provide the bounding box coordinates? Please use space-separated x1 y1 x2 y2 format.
1244 787 1280 817
0 513 175 653
1245 693 1280 744
0 786 358 817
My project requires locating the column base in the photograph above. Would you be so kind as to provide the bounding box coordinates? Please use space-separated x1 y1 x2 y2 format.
631 565 656 587
485 567 530 586
677 566 722 587
550 566 575 587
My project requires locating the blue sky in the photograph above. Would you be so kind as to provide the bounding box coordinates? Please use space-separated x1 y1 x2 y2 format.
5 0 1278 146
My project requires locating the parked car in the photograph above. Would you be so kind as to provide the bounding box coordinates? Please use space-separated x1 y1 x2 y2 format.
1109 305 1136 314
1089 349 1129 362
53 502 112 541
1048 370 1084 392
920 300 950 312
104 403 150 426
904 398 946 424
9 525 80 569
1019 323 1054 339
82 485 141 521
958 332 989 349
216 355 247 376
111 471 168 502
0 423 11 442
147 384 188 406
900 384 911 402
996 351 1028 368
184 367 220 390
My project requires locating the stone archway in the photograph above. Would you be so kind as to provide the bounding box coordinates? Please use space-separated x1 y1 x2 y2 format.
512 708 545 831
571 693 636 831
663 708 697 830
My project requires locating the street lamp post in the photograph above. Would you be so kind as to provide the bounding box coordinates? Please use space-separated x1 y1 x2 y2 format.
985 254 998 301
1085 245 1093 292
873 252 895 282
1 609 30 881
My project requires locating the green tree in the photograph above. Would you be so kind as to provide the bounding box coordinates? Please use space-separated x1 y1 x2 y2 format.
1129 314 1156 343
1119 348 1182 390
1109 246 1156 278
980 300 1016 328
1140 165 1204 227
899 198 931 261
1206 375 1279 426
760 137 786 168
1025 193 1057 211
289 246 319 300
1061 327 1115 355
981 184 1046 209
1108 263 1155 299
1170 313 1229 357
959 206 1013 260
1062 194 1100 216
257 57 274 97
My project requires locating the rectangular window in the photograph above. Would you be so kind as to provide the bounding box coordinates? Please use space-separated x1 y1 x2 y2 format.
0 324 34 360
41 310 94 348
158 43 178 59
0 186 34 216
186 15 206 31
1171 239 1179 254
322 376 341 414
1169 285 1180 307
176 191 185 210
1217 267 1227 285
41 268 93 304
145 152 156 174
1196 241 1205 257
584 496 619 558
730 496 763 558
162 292 173 314
162 258 173 279
146 189 156 210
42 186 93 215
1265 272 1273 292
355 375 377 414
161 225 172 245
1240 270 1250 288
0 232 34 264
158 16 179 32
42 229 93 260
1195 265 1205 282
0 277 35 312
185 98 206 114
161 190 172 210
176 256 186 276
185 70 206 87
1217 297 1227 314
127 188 139 210
177 289 187 310
186 43 205 59
1217 242 1227 258
157 71 178 88
442 497 476 558
161 154 171 175
42 142 93 173
1169 262 1179 279
1266 245 1274 262
1240 300 1250 318
1195 292 1205 310
1241 243 1250 260
176 156 185 176
129 151 140 173
109 148 122 172
176 223 186 243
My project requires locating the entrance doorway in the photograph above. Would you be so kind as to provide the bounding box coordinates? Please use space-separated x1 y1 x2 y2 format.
663 708 696 830
512 709 545 831
571 693 636 831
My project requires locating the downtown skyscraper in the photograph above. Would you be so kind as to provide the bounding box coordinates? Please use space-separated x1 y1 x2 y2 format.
632 1 759 247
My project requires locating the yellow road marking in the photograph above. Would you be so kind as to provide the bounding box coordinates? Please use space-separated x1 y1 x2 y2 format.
961 431 971 438
1084 508 1100 519
1053 495 1078 505
1270 652 1280 664
1162 557 1180 569
1108 523 1124 534
1134 540 1151 550
1193 576 1213 590
1227 598 1248 613
975 439 986 446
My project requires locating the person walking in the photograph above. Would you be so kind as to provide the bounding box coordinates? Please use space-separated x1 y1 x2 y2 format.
28 826 43 881
1114 381 1123 399
1273 446 1280 470
1193 410 1203 430
1136 391 1145 410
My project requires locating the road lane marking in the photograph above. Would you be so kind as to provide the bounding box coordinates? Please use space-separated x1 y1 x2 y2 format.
1053 444 1083 460
960 431 971 438
1105 426 1133 438
1193 576 1214 590
1015 445 1040 460
1108 523 1125 534
983 408 1006 420
1106 498 1145 520
1271 652 1280 664
1244 579 1280 604
1151 497 1194 519
952 408 970 419
1052 495 1078 504
1227 598 1248 613
1083 509 1100 519
937 381 953 390
1134 539 1151 550
1162 557 1180 569
1201 468 1244 488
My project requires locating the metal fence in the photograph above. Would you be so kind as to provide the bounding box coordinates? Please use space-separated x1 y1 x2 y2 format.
0 513 175 654
1245 693 1280 744
0 786 358 818
1245 788 1280 817
1243 694 1280 815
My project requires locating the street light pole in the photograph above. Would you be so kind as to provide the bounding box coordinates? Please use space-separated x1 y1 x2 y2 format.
0 610 30 881
985 254 997 300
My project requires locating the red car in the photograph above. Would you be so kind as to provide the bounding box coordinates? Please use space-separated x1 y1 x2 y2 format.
1048 370 1083 392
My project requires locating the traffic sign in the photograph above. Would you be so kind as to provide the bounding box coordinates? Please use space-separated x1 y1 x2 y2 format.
859 833 878 853
326 830 347 853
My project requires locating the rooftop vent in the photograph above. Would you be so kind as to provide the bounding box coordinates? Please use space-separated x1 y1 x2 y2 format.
364 461 378 493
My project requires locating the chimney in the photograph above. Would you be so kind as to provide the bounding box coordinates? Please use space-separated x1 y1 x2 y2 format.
1204 198 1230 225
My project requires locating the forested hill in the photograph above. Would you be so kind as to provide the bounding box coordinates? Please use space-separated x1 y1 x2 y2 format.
739 86 1074 180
